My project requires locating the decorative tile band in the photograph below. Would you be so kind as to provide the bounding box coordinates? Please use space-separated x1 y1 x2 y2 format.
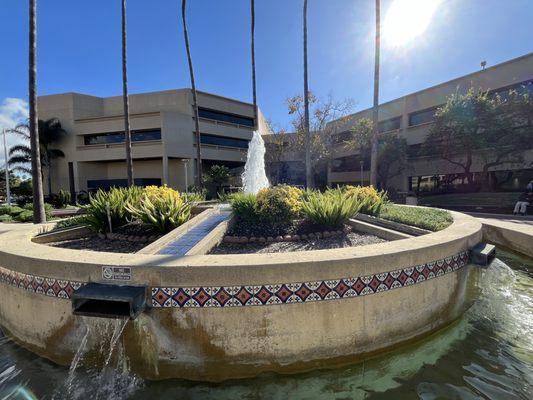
0 266 84 299
0 251 469 308
151 251 470 308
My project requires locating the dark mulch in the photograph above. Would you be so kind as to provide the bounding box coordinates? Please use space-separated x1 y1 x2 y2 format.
46 222 162 253
48 235 148 253
226 219 332 238
210 232 386 254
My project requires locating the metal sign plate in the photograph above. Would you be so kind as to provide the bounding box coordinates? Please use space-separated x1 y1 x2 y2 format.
102 266 132 281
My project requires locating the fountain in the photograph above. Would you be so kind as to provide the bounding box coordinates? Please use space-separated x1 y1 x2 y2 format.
242 130 269 194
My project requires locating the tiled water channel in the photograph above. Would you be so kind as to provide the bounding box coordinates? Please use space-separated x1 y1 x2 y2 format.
156 211 231 256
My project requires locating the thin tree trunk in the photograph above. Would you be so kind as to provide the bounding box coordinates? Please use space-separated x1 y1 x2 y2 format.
303 0 312 189
47 153 52 196
370 0 381 188
29 0 46 223
122 0 134 186
182 0 203 189
251 0 258 130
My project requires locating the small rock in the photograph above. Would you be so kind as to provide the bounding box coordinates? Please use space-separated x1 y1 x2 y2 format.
223 236 233 243
267 236 275 242
106 233 115 240
258 237 267 243
343 226 352 233
140 235 148 242
308 233 316 239
97 232 106 240
275 235 283 242
293 234 301 241
238 236 249 244
148 235 158 242
315 232 322 239
283 235 292 241
336 230 343 236
249 236 257 243
323 231 331 238
301 234 308 240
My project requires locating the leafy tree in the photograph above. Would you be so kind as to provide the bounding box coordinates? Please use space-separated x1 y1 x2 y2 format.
8 118 66 196
284 93 354 187
204 165 230 194
344 118 409 190
424 88 533 188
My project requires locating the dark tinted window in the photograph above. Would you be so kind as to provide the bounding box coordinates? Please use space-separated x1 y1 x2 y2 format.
197 133 249 149
409 107 438 126
378 116 401 133
84 129 161 145
332 131 353 144
198 108 254 127
331 155 367 172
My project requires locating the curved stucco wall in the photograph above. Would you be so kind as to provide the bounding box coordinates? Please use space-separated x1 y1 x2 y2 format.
0 211 482 381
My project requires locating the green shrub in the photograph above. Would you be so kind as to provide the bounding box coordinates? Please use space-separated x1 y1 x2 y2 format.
379 205 453 232
230 193 259 224
53 215 88 230
0 214 13 223
126 187 191 233
0 205 24 216
22 203 53 220
183 191 206 203
56 190 71 208
343 185 387 216
16 210 34 222
301 189 361 228
256 185 303 226
83 187 142 232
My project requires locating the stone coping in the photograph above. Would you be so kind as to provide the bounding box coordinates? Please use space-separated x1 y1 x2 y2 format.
0 210 482 288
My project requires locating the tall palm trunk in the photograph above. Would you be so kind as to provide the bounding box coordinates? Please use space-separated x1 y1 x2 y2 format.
251 0 258 130
29 0 46 223
182 0 203 188
370 0 381 188
122 0 134 186
303 0 312 189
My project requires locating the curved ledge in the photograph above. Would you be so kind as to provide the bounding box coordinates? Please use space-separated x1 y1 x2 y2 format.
0 210 483 381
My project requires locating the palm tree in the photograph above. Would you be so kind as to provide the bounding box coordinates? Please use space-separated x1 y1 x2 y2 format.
8 118 66 196
121 0 134 186
303 0 312 188
28 0 46 223
370 0 381 188
182 0 203 188
250 0 258 130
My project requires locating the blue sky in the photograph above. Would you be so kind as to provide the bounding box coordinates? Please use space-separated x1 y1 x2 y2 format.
0 0 532 146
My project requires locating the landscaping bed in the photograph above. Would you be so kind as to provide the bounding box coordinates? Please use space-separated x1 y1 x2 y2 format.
379 204 453 232
211 230 385 254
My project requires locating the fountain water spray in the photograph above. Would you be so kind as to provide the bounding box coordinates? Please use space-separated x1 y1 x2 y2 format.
242 131 269 194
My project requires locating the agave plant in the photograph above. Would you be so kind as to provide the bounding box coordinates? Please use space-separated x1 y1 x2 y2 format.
301 189 361 228
83 186 142 232
126 186 191 233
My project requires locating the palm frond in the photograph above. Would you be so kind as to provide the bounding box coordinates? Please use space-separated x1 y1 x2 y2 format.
8 155 31 165
9 145 31 156
10 166 32 175
48 148 65 158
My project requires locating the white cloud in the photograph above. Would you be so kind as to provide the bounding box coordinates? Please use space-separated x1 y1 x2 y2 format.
0 97 29 169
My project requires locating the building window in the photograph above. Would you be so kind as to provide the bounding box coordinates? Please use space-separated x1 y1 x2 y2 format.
198 107 254 127
378 116 402 133
332 130 353 144
331 155 366 172
408 107 439 127
84 129 161 146
195 133 249 149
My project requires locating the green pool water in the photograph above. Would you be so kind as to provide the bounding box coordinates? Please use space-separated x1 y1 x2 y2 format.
1 249 531 400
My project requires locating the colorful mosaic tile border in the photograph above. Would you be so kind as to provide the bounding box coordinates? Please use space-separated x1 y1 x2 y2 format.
151 250 469 308
0 251 469 308
0 266 84 299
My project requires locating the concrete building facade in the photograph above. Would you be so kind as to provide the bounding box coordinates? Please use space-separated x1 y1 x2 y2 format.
326 53 533 194
38 89 271 195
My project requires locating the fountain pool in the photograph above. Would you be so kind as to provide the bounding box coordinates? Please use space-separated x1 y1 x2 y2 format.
0 248 530 399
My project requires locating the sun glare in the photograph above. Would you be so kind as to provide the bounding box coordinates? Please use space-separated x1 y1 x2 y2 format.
383 0 442 47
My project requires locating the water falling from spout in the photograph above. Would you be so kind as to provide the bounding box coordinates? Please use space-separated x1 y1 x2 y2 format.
242 131 269 194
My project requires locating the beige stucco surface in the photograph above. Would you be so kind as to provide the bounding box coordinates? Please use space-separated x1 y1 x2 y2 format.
0 211 482 381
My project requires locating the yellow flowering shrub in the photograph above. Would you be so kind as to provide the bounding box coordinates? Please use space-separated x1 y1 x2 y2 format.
126 185 191 232
343 185 387 216
256 185 303 224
